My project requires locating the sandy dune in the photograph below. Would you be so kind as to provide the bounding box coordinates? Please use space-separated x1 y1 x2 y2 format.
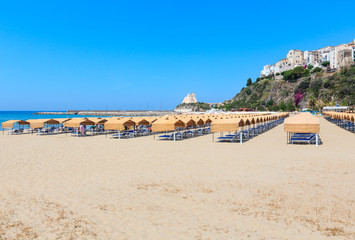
0 117 354 239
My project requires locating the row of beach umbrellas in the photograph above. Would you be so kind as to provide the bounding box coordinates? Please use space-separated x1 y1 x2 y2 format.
1 112 290 133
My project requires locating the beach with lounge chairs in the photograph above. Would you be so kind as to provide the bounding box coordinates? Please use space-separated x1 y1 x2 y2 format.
0 112 354 239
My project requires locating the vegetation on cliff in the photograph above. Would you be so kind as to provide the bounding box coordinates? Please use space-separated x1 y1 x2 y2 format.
175 102 212 111
222 64 355 111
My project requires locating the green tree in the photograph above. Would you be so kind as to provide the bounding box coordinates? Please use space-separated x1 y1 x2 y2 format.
307 64 314 69
321 61 330 67
310 79 322 97
279 101 287 111
303 69 310 77
271 105 280 111
308 95 316 110
266 99 274 108
286 101 296 111
246 78 252 86
297 78 310 93
245 88 252 95
311 67 322 73
293 66 305 78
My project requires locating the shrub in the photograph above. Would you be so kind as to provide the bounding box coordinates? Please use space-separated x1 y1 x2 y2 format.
310 79 323 97
266 99 274 107
321 61 330 67
303 69 310 77
286 101 296 111
350 65 355 74
271 105 280 111
323 79 333 89
279 101 287 111
311 67 322 73
339 87 351 97
276 73 280 76
297 79 310 93
307 64 314 69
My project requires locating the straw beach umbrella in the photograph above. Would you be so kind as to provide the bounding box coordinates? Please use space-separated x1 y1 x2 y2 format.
152 117 185 132
211 118 244 133
284 112 320 146
26 119 60 129
1 120 30 129
64 118 95 128
284 112 320 133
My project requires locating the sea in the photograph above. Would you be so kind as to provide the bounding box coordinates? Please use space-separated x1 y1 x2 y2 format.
0 111 113 130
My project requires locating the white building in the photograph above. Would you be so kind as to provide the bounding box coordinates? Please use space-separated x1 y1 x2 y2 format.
329 44 353 69
351 40 355 63
260 39 355 77
261 64 280 76
287 50 304 68
304 51 319 66
261 65 272 76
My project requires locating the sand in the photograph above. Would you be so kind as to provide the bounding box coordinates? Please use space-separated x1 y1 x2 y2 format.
0 117 354 239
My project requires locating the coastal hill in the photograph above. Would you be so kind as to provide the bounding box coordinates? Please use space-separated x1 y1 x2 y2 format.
174 64 355 112
175 40 355 112
223 64 355 111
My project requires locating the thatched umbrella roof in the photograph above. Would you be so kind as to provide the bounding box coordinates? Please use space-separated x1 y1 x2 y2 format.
151 117 185 132
284 112 320 133
86 118 107 125
26 119 60 129
53 118 71 124
1 120 30 129
64 118 95 128
211 118 244 133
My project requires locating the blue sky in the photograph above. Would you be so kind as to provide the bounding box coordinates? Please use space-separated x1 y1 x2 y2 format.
0 1 354 110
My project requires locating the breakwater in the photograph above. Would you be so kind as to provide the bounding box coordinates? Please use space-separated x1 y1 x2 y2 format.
35 110 173 116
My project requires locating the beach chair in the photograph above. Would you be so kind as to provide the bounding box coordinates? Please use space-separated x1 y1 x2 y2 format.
183 130 194 138
158 132 183 141
196 129 204 136
290 133 317 144
217 132 239 142
112 131 131 139
203 127 211 134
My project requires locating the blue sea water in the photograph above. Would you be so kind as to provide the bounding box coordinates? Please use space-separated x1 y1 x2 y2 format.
0 111 112 130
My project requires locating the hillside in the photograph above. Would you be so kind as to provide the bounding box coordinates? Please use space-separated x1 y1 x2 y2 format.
175 102 212 112
223 64 355 111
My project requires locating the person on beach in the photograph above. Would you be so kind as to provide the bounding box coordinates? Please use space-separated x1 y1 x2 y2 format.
79 124 85 135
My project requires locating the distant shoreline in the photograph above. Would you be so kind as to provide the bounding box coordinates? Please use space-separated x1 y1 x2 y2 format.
34 110 174 116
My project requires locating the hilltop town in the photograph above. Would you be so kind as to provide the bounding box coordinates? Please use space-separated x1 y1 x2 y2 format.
261 39 355 77
175 40 355 112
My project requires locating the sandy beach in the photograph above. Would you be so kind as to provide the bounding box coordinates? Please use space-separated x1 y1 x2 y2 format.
0 117 354 239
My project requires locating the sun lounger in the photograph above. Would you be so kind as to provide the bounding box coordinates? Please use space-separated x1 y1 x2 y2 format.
158 132 183 140
217 132 239 142
290 133 316 144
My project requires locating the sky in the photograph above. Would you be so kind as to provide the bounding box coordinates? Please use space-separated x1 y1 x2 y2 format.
0 1 354 111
